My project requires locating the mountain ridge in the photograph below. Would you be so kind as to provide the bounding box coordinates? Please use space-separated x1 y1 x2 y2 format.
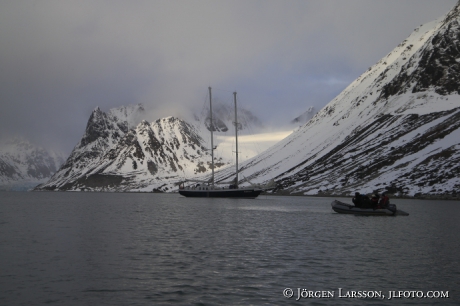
35 105 230 191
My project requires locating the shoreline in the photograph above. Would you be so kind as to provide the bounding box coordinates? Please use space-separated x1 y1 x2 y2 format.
266 191 460 201
21 189 460 201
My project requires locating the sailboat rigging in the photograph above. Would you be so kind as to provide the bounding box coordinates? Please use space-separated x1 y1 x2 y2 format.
178 87 262 198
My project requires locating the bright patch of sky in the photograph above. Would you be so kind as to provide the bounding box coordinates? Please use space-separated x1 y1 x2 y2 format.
215 130 294 162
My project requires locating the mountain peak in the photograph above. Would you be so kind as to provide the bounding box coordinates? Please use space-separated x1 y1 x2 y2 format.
441 1 460 25
36 110 228 191
138 120 151 129
291 106 317 125
81 109 109 147
376 2 460 101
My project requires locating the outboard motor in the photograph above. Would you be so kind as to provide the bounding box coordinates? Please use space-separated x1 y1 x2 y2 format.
388 204 397 214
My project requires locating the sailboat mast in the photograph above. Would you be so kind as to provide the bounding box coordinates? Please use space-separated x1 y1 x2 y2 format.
209 86 215 187
233 91 238 188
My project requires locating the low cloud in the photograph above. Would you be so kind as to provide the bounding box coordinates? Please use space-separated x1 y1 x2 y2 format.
0 0 456 154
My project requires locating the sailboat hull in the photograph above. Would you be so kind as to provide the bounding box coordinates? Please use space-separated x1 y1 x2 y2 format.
179 188 262 198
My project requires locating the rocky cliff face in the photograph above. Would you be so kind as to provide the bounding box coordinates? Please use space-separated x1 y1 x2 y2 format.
35 104 145 190
213 2 460 197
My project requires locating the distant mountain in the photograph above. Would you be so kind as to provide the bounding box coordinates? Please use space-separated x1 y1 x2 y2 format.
213 2 460 198
36 104 229 191
196 101 264 134
0 138 65 191
291 106 317 125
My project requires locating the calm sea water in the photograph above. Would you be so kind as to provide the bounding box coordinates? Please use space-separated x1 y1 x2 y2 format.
1 192 459 305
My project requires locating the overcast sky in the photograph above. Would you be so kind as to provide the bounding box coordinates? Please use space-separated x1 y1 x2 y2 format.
0 0 457 154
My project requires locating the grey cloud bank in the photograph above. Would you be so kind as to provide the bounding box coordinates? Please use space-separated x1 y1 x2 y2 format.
0 0 456 154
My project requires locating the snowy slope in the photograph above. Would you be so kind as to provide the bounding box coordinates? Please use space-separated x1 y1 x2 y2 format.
214 2 460 197
0 138 65 191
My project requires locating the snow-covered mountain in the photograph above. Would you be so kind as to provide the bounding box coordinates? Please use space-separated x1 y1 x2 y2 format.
0 138 65 191
195 99 264 133
214 2 460 197
291 106 317 125
36 104 228 191
35 104 145 190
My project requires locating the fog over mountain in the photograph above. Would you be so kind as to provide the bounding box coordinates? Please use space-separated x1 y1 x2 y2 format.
291 106 317 126
0 138 65 191
0 1 456 155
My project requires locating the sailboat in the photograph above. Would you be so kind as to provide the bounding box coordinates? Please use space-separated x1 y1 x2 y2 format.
179 87 262 198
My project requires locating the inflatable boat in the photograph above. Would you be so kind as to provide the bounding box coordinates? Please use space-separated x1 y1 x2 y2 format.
331 200 409 216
